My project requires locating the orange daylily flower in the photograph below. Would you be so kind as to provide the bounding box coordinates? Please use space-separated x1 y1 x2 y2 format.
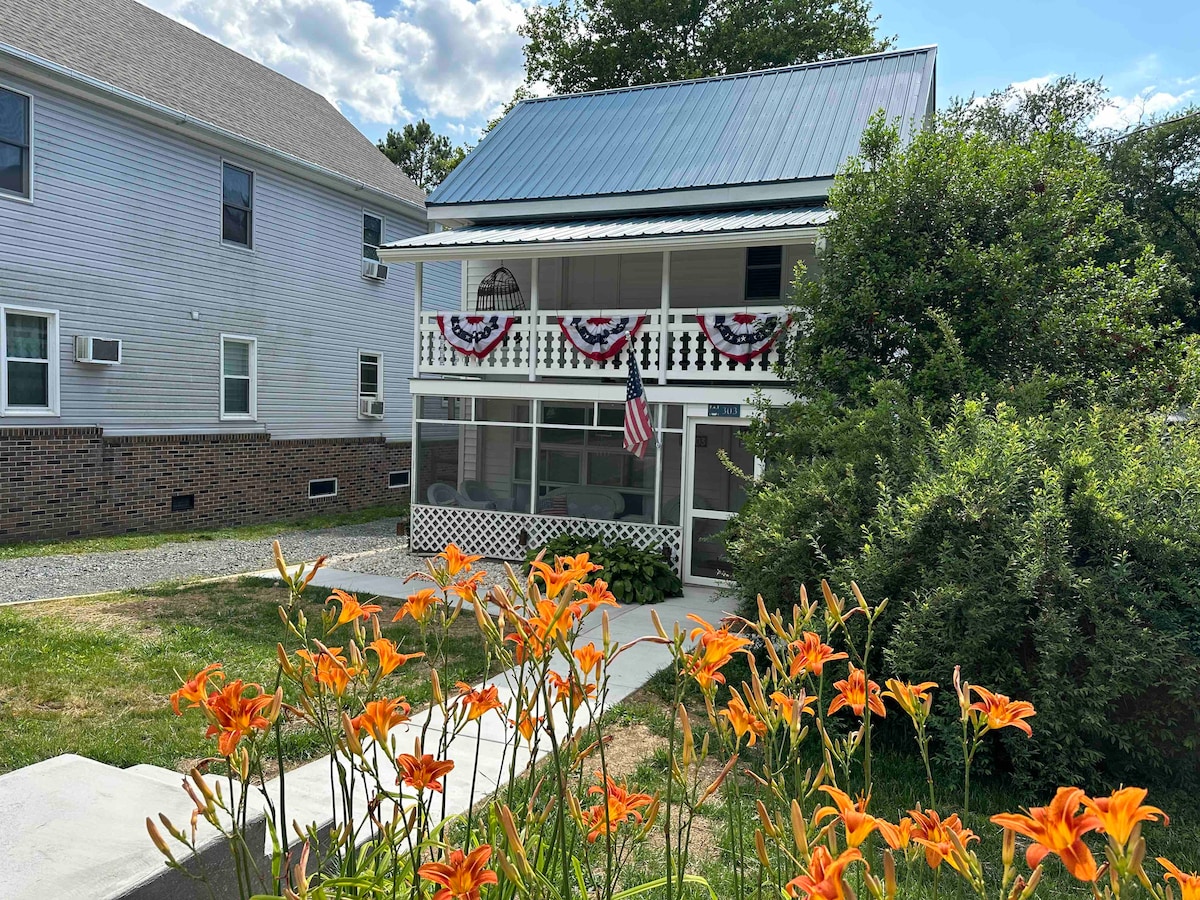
530 557 590 599
785 846 864 900
437 544 483 578
366 638 424 676
456 682 504 721
296 646 357 695
684 614 752 690
816 786 878 848
883 679 938 720
1158 858 1200 900
548 670 597 708
573 578 619 614
828 666 886 718
788 632 849 677
171 663 224 714
877 816 914 850
203 679 275 757
526 597 577 648
560 552 602 575
910 808 979 874
447 571 487 602
573 642 604 677
350 697 411 744
582 776 655 842
970 686 1036 737
418 845 498 900
1084 787 1168 847
397 752 456 793
393 588 440 624
326 589 382 626
511 709 543 741
720 690 767 747
991 787 1101 882
771 690 817 726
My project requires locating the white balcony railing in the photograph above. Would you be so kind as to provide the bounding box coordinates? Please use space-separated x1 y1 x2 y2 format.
417 307 787 382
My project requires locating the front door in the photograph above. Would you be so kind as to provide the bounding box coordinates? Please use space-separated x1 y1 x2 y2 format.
682 416 758 585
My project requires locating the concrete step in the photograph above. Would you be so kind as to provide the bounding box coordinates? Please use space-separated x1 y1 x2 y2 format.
0 754 268 900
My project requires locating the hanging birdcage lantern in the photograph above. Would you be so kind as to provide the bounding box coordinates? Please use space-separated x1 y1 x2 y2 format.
475 265 525 311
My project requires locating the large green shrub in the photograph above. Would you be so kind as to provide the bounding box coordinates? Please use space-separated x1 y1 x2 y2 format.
527 533 683 605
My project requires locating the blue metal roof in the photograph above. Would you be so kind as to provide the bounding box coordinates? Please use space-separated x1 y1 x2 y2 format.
429 46 936 208
379 206 832 260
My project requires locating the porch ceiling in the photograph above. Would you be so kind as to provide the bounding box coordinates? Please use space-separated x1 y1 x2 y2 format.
378 206 831 262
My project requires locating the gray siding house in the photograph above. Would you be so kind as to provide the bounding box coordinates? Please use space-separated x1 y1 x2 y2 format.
0 0 457 541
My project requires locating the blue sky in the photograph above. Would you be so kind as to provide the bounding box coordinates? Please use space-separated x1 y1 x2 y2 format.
145 0 1198 147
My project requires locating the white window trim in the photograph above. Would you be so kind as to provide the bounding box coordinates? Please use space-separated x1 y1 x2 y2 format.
219 333 257 421
388 470 410 489
309 477 338 499
362 210 384 266
358 349 383 402
1 304 59 416
0 81 34 204
220 159 255 251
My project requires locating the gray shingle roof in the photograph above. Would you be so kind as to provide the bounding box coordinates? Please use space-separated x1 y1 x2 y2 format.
0 0 424 208
429 46 936 208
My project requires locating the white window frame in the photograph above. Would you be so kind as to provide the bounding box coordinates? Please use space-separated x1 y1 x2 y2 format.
362 210 384 265
220 160 255 250
0 82 33 203
219 333 257 421
309 477 338 499
1 304 59 416
388 470 410 489
358 349 383 404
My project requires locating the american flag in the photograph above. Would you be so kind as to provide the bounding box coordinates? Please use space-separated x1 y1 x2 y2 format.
623 349 653 459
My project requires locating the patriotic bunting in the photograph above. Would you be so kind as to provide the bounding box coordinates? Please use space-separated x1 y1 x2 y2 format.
559 315 647 362
696 312 788 363
436 314 517 359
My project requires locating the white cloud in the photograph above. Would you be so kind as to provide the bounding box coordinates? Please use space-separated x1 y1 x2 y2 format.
142 0 530 133
1090 88 1195 131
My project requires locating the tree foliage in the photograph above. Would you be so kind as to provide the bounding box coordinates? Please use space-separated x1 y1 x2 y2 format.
520 0 889 94
377 119 467 192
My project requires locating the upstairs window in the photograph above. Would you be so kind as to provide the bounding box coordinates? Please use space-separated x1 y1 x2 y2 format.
220 334 256 420
745 246 783 302
2 306 58 414
362 212 383 262
359 351 382 399
0 86 31 199
222 163 254 247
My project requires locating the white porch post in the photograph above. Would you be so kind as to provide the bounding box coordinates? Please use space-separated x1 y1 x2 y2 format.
658 251 670 384
528 257 539 382
529 399 541 514
653 404 664 524
411 261 423 379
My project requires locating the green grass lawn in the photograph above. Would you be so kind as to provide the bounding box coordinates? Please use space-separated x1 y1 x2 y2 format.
0 576 485 774
0 503 408 560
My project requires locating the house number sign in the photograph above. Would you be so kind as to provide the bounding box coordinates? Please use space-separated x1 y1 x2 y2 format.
707 404 742 417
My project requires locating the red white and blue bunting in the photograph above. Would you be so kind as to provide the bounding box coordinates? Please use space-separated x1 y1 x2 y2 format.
558 316 647 362
697 312 788 363
436 314 517 359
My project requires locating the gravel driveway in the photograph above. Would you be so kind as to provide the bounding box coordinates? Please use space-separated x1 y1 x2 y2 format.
1 518 412 604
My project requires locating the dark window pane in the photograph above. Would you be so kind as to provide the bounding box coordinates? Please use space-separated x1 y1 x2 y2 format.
747 246 782 266
745 266 782 299
0 144 25 195
222 165 252 207
6 313 48 359
362 243 379 261
7 360 48 407
0 89 27 145
360 359 379 395
222 205 250 245
222 340 250 376
224 377 250 414
363 214 382 247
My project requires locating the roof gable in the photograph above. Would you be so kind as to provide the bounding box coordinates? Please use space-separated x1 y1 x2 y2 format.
430 46 936 212
0 0 424 209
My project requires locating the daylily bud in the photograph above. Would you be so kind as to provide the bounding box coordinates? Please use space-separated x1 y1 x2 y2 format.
239 747 251 782
602 610 611 648
1018 867 1042 900
267 687 284 724
755 829 770 867
884 850 897 899
431 669 443 706
276 642 296 677
1002 827 1016 869
699 754 737 805
146 818 177 864
790 799 809 857
341 712 363 756
679 704 695 769
756 800 776 836
273 540 288 581
495 850 523 888
851 581 869 612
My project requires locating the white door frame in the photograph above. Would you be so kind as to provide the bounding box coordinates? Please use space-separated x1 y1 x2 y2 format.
681 413 761 586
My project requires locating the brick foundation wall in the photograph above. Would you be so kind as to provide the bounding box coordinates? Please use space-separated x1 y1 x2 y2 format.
0 427 411 542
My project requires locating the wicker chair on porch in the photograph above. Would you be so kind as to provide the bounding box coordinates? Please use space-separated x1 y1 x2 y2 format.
460 480 518 512
427 482 495 510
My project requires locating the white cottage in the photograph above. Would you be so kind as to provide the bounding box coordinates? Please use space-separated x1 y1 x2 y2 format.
379 46 937 586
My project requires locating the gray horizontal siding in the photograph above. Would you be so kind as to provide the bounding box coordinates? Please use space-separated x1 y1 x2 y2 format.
0 71 458 440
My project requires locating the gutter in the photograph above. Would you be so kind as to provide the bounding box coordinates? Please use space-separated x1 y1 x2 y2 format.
0 42 427 221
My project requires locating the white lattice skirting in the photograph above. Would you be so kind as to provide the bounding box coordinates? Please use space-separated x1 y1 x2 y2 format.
411 504 684 573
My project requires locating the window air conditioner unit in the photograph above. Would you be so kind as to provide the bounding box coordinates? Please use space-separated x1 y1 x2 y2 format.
362 259 389 280
75 336 122 364
359 397 385 418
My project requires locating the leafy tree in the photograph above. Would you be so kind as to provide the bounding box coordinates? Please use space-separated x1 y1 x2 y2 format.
520 0 889 94
377 120 467 192
946 75 1108 142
